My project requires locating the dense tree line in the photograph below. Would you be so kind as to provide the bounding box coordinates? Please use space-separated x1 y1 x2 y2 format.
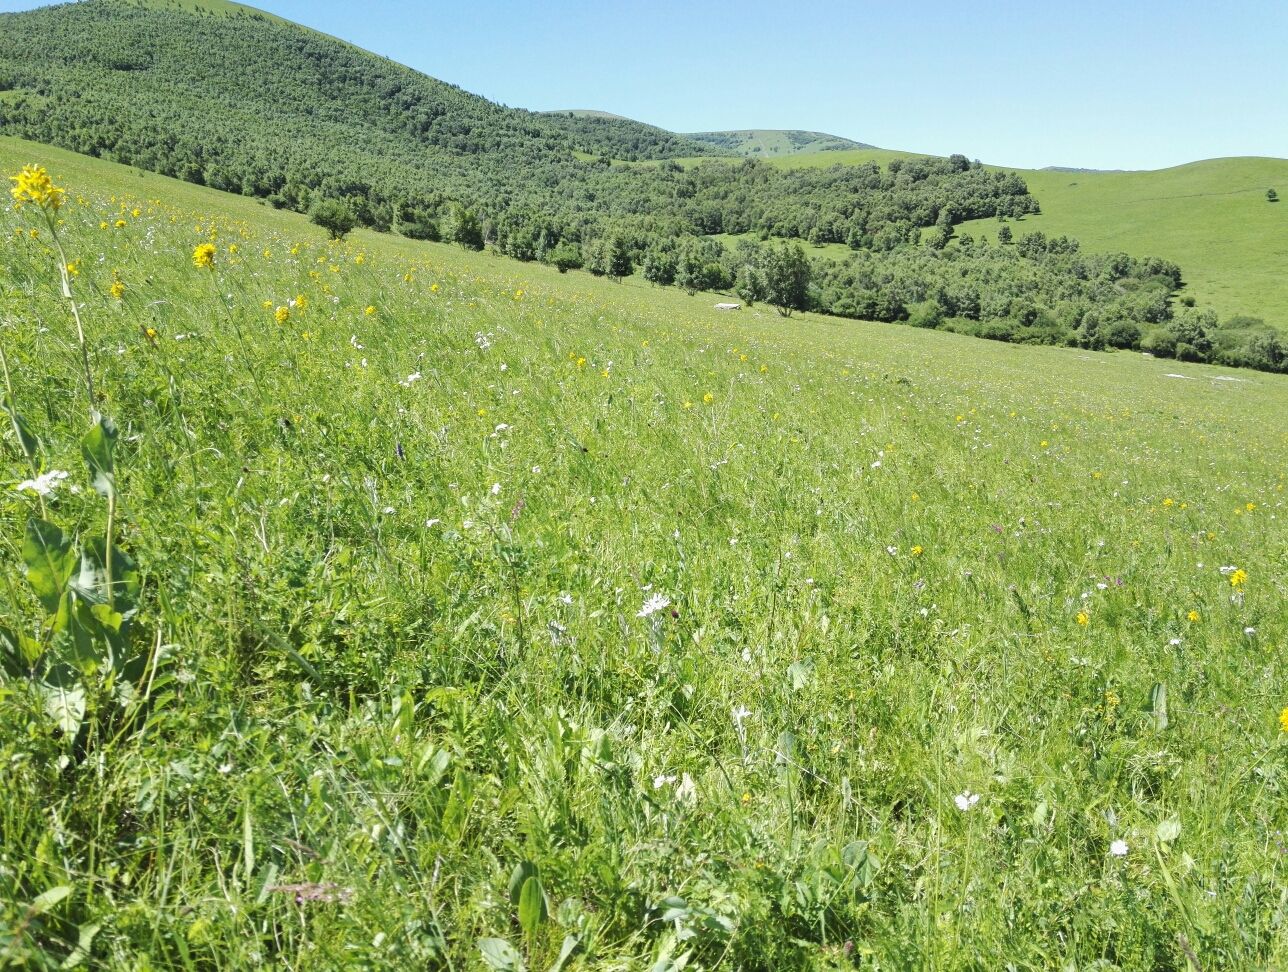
615 231 1285 374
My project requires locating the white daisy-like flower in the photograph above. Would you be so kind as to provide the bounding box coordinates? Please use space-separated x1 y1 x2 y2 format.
398 372 421 387
954 791 980 812
652 774 676 790
1110 839 1129 857
637 593 671 618
15 470 69 497
490 483 502 496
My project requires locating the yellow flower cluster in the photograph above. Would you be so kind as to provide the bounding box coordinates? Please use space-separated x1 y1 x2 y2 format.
9 165 66 211
192 243 217 269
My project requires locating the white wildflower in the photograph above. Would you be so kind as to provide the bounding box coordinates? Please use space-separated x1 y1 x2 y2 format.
954 791 980 812
1110 839 1129 857
15 470 69 497
398 372 421 387
637 593 671 618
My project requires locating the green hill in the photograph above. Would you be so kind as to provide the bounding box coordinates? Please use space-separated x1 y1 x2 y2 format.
770 150 1288 328
3 133 1287 969
536 111 733 161
686 129 872 157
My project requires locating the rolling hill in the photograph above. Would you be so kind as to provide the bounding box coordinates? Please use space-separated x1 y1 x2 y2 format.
686 129 873 156
770 149 1288 328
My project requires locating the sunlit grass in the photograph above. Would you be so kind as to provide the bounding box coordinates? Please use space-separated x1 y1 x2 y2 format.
1 138 1286 970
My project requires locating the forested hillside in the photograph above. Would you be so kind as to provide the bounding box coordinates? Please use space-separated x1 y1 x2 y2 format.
0 0 1029 245
1 0 1283 372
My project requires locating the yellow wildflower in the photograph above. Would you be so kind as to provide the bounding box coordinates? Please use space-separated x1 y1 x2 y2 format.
703 392 714 404
109 280 126 300
364 305 376 316
1280 707 1288 733
294 293 308 311
1076 611 1090 626
192 243 217 269
144 327 158 341
64 261 80 278
1230 569 1247 588
9 165 65 211
1187 610 1201 623
274 306 290 325
115 219 127 229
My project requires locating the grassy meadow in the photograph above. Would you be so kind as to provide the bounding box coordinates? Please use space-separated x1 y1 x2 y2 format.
770 150 1288 330
2 136 1287 969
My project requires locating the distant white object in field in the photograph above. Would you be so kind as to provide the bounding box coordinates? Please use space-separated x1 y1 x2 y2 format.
714 302 742 311
1163 373 1194 379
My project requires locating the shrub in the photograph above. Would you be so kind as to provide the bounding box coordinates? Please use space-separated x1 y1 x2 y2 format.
309 198 357 240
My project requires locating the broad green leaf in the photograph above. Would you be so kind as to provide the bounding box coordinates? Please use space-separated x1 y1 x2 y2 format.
786 658 813 691
1150 682 1169 731
81 417 118 499
22 519 76 615
2 393 41 465
61 921 102 969
508 860 539 905
477 937 525 972
41 677 86 735
518 875 547 937
548 935 580 972
1157 818 1182 843
30 885 72 915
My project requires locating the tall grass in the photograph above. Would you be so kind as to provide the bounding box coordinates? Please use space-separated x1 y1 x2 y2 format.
0 141 1285 970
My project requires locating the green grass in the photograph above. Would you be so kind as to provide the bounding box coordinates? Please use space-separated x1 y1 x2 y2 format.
769 150 1288 328
1 135 1286 969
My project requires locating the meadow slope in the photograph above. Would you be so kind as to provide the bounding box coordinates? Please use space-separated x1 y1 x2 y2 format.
771 151 1288 329
1 137 1286 969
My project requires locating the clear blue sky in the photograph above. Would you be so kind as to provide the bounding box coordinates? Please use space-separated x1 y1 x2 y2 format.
3 0 1286 169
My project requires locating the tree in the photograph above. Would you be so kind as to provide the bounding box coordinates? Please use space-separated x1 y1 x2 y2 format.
607 237 633 281
545 242 583 274
996 224 1013 245
1268 188 1279 203
760 243 812 317
446 205 484 250
309 198 356 240
641 248 675 286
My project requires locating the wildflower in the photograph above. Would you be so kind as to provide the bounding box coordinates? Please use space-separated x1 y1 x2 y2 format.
64 261 80 278
294 293 308 311
759 364 768 373
262 300 274 309
683 400 693 409
274 306 290 325
192 243 217 269
115 219 126 229
398 372 422 387
1163 497 1174 507
109 280 126 300
228 243 239 255
15 469 69 497
954 791 980 812
144 327 158 341
637 593 672 618
1187 610 1201 623
576 357 586 368
1109 839 1129 858
1244 627 1256 635
703 392 714 404
1076 611 1090 626
1230 568 1248 588
364 305 376 316
9 165 65 210
741 792 752 805
355 254 366 265
430 283 440 293
1280 707 1288 733
911 545 924 556
1246 502 1256 512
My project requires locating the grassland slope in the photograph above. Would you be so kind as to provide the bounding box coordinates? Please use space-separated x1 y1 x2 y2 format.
1 135 1286 969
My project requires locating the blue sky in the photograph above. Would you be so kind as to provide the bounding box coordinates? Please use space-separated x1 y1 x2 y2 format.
3 0 1286 169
